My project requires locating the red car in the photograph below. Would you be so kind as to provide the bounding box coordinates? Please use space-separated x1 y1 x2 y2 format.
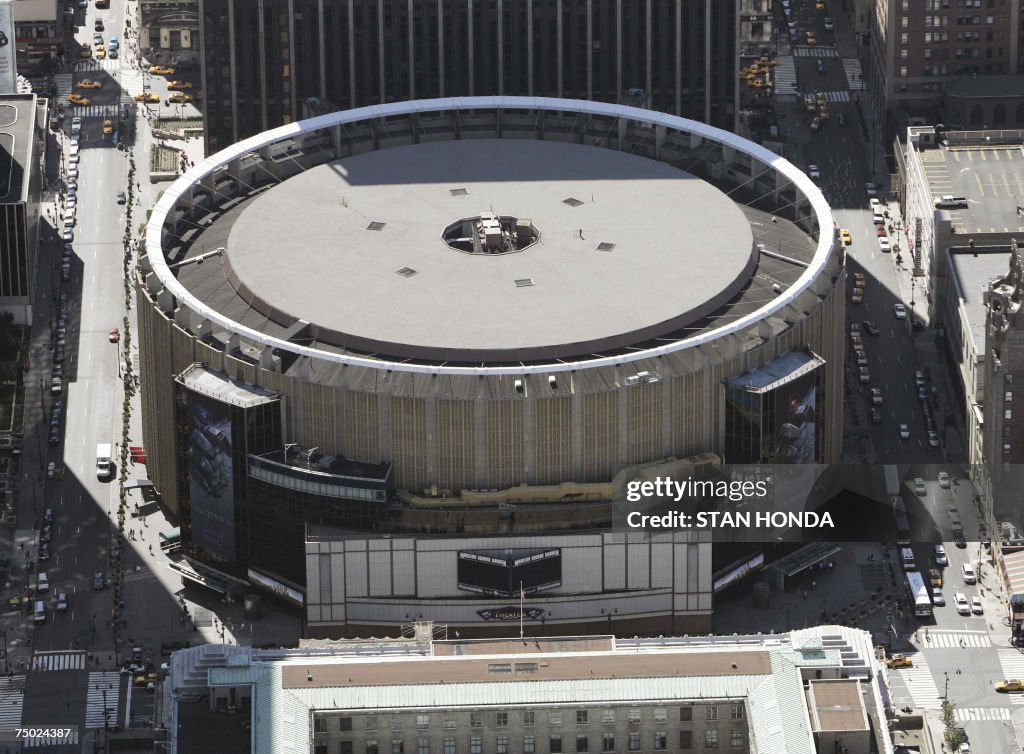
876 226 887 237
109 328 120 343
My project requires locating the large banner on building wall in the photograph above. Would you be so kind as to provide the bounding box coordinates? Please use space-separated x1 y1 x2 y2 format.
187 392 237 561
0 1 17 95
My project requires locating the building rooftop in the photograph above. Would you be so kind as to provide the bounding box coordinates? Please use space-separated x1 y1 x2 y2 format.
176 363 280 407
216 138 756 363
177 625 890 754
0 94 38 205
948 248 1011 353
807 679 869 732
921 142 1024 235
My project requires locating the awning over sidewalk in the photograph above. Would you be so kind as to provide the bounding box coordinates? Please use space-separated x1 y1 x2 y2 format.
1002 548 1024 595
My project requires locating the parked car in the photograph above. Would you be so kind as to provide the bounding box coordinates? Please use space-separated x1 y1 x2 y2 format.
971 595 983 614
913 477 926 495
934 544 948 566
932 588 945 606
962 563 977 584
954 592 970 614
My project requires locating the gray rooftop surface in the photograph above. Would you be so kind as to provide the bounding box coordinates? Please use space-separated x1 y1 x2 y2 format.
0 95 37 204
177 363 280 407
948 249 1010 354
170 154 816 369
922 144 1024 234
223 139 755 362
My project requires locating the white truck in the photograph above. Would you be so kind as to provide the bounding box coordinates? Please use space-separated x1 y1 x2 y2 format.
96 443 112 479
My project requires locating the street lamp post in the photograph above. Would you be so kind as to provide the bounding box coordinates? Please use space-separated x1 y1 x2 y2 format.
944 671 950 700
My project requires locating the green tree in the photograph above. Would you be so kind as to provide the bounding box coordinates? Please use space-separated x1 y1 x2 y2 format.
942 699 966 750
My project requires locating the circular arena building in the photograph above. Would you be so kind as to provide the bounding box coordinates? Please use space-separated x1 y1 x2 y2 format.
137 98 842 634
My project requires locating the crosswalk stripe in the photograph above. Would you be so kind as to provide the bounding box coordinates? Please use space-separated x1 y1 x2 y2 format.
22 730 80 748
954 707 1011 721
773 56 798 93
843 58 867 91
31 651 86 671
892 656 942 710
85 672 121 729
0 676 26 729
793 47 840 58
922 631 991 649
998 647 1024 678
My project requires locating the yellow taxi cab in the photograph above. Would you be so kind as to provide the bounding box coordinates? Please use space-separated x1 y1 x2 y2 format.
148 65 176 76
168 92 194 104
67 94 91 106
806 32 817 46
95 45 106 59
928 568 942 587
996 679 1024 692
133 92 160 103
840 228 853 246
79 44 92 59
102 120 114 135
853 272 865 288
167 80 193 90
851 288 863 304
75 79 102 89
886 654 912 669
816 0 825 9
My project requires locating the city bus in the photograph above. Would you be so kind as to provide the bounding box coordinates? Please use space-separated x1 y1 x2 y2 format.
893 496 911 546
905 570 932 617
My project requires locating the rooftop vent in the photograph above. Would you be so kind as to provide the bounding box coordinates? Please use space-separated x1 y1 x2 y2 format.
367 221 387 231
596 242 616 252
514 278 535 288
450 188 469 196
562 197 584 207
396 267 418 278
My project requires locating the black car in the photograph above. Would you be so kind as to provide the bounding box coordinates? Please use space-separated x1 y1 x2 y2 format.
94 19 103 31
862 320 880 336
870 407 882 424
39 544 50 561
93 572 106 590
954 532 967 548
116 191 126 205
48 427 61 445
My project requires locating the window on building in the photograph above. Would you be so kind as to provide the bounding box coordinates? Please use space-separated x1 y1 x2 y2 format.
392 717 404 731
367 717 378 730
516 663 539 674
524 736 536 754
679 707 693 722
496 713 509 728
470 714 483 728
627 709 641 724
550 735 562 753
341 743 354 754
730 729 744 749
900 66 909 77
368 741 379 754
316 746 328 754
418 739 430 754
575 734 589 753
628 732 641 751
705 729 719 749
706 706 718 721
524 712 535 727
1007 391 1013 402
392 741 404 754
602 734 615 752
652 708 666 723
417 716 429 730
654 733 667 750
471 737 482 754
550 713 562 726
444 719 456 730
1006 409 1012 420
443 740 455 754
488 664 513 675
901 33 909 44
901 48 909 59
730 706 743 720
339 718 353 731
679 731 693 750
315 718 328 733
576 711 588 725
601 710 615 724
497 736 509 754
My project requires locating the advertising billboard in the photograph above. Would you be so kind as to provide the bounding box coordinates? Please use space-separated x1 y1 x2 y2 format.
0 1 16 95
771 367 818 465
187 392 236 561
458 548 562 597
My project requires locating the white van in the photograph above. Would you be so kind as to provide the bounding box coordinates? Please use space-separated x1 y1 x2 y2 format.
901 547 917 571
37 572 49 592
33 600 46 623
